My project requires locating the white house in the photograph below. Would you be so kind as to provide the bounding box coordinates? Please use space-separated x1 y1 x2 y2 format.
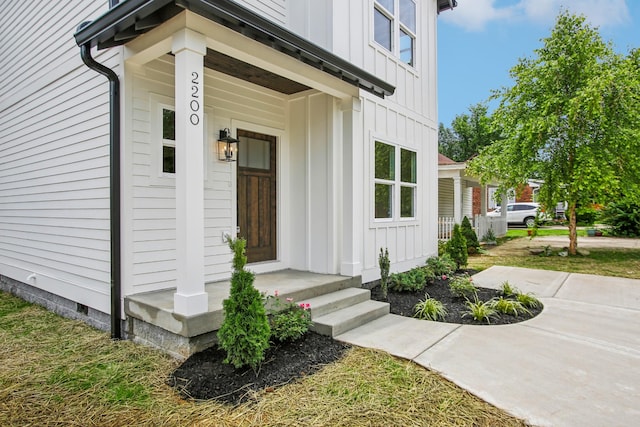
0 0 456 355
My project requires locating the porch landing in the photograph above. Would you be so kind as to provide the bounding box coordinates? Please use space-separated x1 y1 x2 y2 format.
125 270 361 358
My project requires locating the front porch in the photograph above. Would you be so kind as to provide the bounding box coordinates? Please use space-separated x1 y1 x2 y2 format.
125 270 362 358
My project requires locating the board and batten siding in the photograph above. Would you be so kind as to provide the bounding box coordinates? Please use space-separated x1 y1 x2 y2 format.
361 93 439 283
0 0 115 313
124 55 287 296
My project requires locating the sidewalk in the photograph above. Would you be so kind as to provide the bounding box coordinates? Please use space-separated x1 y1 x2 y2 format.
336 266 640 427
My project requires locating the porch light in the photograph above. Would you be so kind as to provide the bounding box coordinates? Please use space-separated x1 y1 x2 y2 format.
217 128 238 162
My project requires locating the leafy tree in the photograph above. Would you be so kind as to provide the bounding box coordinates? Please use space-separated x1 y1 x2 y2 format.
217 238 271 370
439 103 501 162
468 12 640 255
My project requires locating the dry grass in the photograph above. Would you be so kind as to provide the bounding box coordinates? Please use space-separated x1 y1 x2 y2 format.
0 292 528 426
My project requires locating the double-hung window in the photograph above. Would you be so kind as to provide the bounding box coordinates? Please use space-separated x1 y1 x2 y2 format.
373 0 417 67
375 141 417 220
162 108 176 174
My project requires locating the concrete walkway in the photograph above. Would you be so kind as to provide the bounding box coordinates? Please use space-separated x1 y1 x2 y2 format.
336 266 640 427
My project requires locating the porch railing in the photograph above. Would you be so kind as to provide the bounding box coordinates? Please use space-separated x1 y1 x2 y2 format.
438 217 456 240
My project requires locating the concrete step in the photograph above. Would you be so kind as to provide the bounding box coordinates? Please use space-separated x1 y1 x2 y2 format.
301 287 372 318
311 300 390 337
278 275 362 303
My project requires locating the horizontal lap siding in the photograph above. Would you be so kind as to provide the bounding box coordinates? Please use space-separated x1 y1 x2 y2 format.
238 0 287 26
0 0 114 312
128 56 285 293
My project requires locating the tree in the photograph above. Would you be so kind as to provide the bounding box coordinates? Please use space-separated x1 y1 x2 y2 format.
446 224 467 270
439 103 501 162
468 12 640 255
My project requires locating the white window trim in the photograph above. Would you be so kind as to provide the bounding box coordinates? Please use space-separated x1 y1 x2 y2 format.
149 93 213 188
371 0 418 69
372 137 419 226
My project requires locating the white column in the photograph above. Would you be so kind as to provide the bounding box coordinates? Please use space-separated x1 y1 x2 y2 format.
172 29 208 316
453 176 462 224
340 97 363 277
480 185 487 215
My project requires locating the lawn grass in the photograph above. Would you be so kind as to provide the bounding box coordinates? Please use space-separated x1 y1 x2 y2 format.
470 245 640 279
505 228 587 238
0 291 528 427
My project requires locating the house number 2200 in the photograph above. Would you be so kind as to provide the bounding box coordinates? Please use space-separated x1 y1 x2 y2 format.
189 71 200 126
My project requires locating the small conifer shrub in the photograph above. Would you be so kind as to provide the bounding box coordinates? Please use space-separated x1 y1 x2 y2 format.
217 238 271 370
461 216 480 254
378 248 391 299
446 224 468 269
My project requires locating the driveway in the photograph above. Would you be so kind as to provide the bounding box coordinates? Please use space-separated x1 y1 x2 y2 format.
337 266 640 426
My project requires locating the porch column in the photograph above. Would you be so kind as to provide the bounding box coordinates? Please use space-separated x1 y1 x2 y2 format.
453 176 462 224
480 185 487 215
340 97 363 277
172 29 208 316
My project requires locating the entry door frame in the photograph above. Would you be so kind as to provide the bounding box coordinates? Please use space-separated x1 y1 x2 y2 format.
231 120 288 273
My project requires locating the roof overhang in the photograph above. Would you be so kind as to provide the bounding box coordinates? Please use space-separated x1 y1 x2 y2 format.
74 0 395 98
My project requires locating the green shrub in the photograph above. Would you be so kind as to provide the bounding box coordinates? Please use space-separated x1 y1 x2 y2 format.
448 274 477 299
426 254 456 277
490 297 530 317
446 224 468 269
217 238 271 370
461 216 480 253
481 227 496 243
390 267 427 293
266 294 312 343
463 297 497 324
516 293 543 309
500 281 519 297
575 205 598 226
378 248 391 299
599 200 640 237
414 295 447 321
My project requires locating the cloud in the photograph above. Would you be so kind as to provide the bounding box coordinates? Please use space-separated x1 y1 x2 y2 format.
442 0 630 31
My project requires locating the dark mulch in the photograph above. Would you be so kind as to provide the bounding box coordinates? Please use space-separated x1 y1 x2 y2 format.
370 272 543 325
168 332 350 405
169 271 542 405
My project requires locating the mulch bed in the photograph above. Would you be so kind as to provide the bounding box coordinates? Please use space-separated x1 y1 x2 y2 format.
169 271 543 405
370 271 543 325
168 332 349 405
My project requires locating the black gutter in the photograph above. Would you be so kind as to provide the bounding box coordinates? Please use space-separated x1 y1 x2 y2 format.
77 22 122 340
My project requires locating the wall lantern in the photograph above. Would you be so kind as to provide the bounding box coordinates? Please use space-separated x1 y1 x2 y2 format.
217 128 238 162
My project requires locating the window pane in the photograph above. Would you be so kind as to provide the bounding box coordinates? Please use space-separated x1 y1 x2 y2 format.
374 8 392 51
400 0 416 32
238 136 270 170
162 145 175 173
400 148 416 183
162 109 175 140
401 186 414 218
377 0 394 13
375 141 395 180
399 29 414 66
375 183 393 219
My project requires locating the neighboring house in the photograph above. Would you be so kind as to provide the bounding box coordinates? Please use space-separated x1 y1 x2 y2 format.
0 0 456 352
437 154 507 240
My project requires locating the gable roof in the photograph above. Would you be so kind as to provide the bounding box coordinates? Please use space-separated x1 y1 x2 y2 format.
74 0 395 98
438 153 458 165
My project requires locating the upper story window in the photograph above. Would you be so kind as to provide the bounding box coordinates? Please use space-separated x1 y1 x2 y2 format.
374 0 416 67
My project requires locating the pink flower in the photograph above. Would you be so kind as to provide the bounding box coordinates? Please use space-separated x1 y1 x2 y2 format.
286 297 293 303
304 303 311 309
274 290 279 297
442 275 447 280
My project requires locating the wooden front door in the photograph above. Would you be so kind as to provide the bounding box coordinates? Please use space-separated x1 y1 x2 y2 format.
237 130 277 263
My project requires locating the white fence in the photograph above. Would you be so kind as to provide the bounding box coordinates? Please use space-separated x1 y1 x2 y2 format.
437 215 507 241
438 217 456 240
474 215 507 240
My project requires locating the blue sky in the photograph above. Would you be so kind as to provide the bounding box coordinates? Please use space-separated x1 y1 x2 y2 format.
437 0 640 127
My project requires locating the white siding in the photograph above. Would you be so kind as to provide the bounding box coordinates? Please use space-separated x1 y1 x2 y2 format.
125 55 287 295
0 0 114 313
235 0 287 26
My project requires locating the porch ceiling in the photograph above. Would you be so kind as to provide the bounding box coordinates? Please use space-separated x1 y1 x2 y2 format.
75 0 394 98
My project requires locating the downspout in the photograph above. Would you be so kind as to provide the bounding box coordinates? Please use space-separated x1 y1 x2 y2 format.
77 22 122 340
